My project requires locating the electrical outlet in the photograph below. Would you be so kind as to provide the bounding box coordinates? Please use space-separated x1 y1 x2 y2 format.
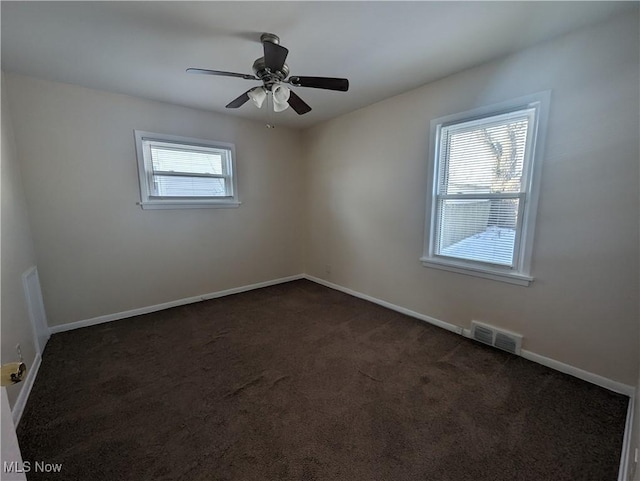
16 343 23 362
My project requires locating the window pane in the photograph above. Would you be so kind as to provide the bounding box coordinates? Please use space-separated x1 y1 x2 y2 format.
440 116 529 195
436 198 519 266
150 145 224 175
153 175 227 197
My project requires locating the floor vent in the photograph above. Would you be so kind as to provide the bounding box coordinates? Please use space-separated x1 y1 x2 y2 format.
470 321 522 355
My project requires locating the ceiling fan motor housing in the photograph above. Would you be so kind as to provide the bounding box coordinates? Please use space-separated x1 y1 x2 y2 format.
260 33 280 45
252 33 289 91
252 58 289 91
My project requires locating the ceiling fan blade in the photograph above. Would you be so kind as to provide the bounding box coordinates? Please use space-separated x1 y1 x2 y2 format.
263 42 289 73
186 68 257 80
225 89 254 109
287 90 312 115
288 76 349 92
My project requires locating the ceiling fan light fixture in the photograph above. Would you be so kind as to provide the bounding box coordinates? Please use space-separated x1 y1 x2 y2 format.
248 87 267 108
188 32 347 116
272 84 290 112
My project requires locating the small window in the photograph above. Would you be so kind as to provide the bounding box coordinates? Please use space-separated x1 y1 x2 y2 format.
134 131 240 209
421 92 549 286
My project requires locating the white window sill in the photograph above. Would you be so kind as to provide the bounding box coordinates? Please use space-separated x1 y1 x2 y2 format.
138 201 241 210
420 257 533 286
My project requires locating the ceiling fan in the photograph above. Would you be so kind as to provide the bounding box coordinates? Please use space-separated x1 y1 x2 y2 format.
187 33 349 115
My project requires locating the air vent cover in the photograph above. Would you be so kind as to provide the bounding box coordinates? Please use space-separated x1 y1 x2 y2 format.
470 321 522 355
473 325 494 345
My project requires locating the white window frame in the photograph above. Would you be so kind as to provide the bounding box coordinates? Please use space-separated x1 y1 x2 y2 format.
421 92 550 286
134 130 240 210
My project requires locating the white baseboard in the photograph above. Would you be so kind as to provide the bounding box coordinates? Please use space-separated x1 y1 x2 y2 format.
619 395 635 481
49 274 305 334
519 350 634 397
48 272 633 397
12 352 42 426
305 274 636 480
303 275 464 336
460 329 635 397
305 274 634 396
48 272 635 397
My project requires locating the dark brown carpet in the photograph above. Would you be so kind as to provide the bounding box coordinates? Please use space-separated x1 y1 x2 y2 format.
17 280 628 480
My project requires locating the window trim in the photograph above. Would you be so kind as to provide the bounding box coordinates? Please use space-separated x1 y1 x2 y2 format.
134 130 240 210
420 91 551 286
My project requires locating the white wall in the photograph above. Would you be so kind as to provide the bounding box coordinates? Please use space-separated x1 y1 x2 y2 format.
303 13 639 385
5 74 305 327
1 72 38 408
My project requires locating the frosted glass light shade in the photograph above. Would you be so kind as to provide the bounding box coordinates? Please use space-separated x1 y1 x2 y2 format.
272 84 290 112
248 87 267 108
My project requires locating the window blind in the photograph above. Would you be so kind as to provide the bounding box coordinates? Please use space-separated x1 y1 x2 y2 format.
435 109 534 267
144 140 231 198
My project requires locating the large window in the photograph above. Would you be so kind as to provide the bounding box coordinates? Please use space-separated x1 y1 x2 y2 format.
134 131 239 209
421 93 549 286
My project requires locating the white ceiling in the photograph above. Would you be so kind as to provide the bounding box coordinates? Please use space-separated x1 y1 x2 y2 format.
1 1 634 129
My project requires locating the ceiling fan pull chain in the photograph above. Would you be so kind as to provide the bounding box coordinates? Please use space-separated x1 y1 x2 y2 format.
266 92 275 129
